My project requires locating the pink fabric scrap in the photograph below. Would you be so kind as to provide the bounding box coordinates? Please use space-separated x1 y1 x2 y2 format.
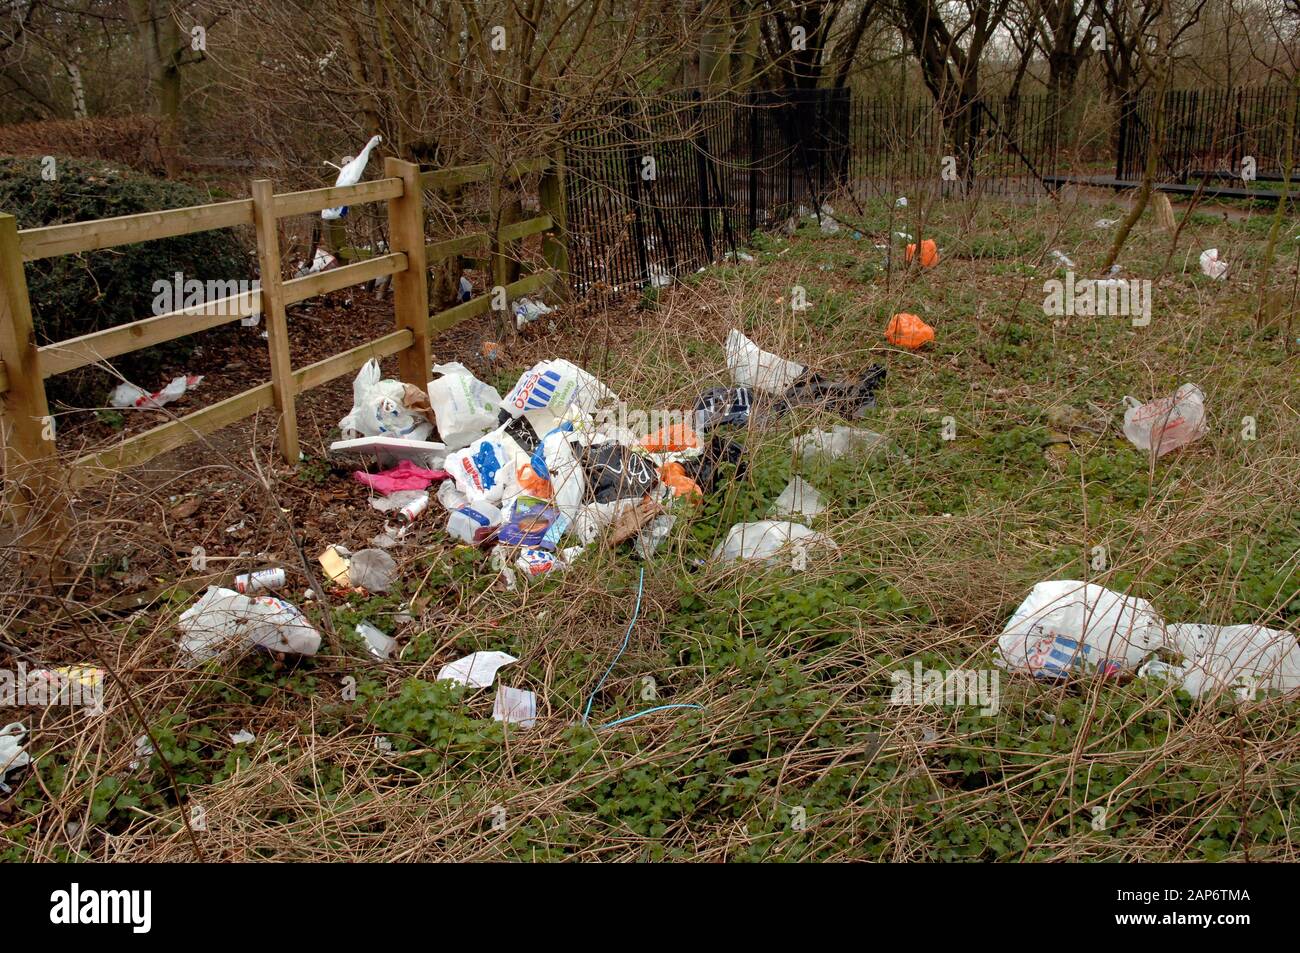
354 459 451 495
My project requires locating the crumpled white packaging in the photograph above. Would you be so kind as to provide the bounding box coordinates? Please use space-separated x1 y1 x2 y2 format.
437 651 517 688
725 329 805 394
0 723 30 790
1199 248 1228 279
1164 622 1300 699
768 476 825 518
534 425 586 519
428 362 503 451
493 685 537 727
712 520 837 565
996 581 1164 677
178 587 322 663
109 373 203 410
792 426 893 461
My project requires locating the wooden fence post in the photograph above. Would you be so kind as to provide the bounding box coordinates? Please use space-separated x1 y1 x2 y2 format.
250 180 300 465
539 148 571 300
384 158 432 386
0 213 56 514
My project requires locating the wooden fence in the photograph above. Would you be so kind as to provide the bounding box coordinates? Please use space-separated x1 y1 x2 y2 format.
0 154 568 513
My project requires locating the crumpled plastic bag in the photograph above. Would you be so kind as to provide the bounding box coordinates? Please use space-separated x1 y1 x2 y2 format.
338 359 435 442
905 239 939 268
1155 623 1300 699
996 580 1164 677
725 329 805 394
348 548 397 593
0 723 30 792
110 373 203 410
1121 383 1207 457
178 587 322 663
792 425 893 461
885 313 934 349
428 362 502 451
712 520 837 565
446 427 524 503
769 476 825 518
531 424 586 517
438 651 517 688
1199 248 1228 279
513 297 554 329
501 359 618 420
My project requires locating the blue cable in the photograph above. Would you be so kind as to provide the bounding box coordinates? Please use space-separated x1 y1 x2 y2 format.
581 566 706 730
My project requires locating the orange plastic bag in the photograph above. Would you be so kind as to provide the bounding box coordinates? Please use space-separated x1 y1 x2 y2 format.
905 239 939 268
639 423 699 453
885 313 935 350
516 463 553 498
659 462 702 500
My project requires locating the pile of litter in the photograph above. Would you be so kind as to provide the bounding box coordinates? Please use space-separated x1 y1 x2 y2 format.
171 326 897 668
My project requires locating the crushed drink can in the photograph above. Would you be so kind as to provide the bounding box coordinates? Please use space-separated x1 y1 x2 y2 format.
235 567 285 594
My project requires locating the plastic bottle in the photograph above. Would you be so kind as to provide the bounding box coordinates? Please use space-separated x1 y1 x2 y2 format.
398 493 431 524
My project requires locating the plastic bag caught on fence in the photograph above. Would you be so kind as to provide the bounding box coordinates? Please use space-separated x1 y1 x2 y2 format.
1121 383 1208 457
996 580 1164 678
725 329 806 394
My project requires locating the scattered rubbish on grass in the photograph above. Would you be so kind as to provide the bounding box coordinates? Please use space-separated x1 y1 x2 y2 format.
177 587 322 663
438 651 517 688
447 500 503 543
996 580 1164 677
234 568 285 594
1049 250 1075 268
322 134 382 219
229 730 255 745
1199 248 1228 279
905 239 939 268
493 685 538 727
109 373 203 410
296 247 337 277
713 520 836 565
1121 383 1207 457
896 196 908 207
1093 218 1117 229
0 723 30 793
355 621 398 660
769 476 825 519
885 312 934 349
318 545 351 585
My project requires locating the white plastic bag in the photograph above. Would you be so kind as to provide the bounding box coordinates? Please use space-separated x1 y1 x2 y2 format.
792 426 892 461
338 359 435 442
178 587 322 663
445 428 522 503
1199 248 1228 280
712 520 836 565
996 581 1164 677
0 723 30 791
110 373 203 410
1165 622 1300 699
725 329 805 394
1121 383 1207 457
428 362 502 451
768 476 825 518
437 651 517 688
493 685 538 727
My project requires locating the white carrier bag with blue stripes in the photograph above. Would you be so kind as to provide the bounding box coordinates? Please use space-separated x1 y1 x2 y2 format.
997 580 1165 678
